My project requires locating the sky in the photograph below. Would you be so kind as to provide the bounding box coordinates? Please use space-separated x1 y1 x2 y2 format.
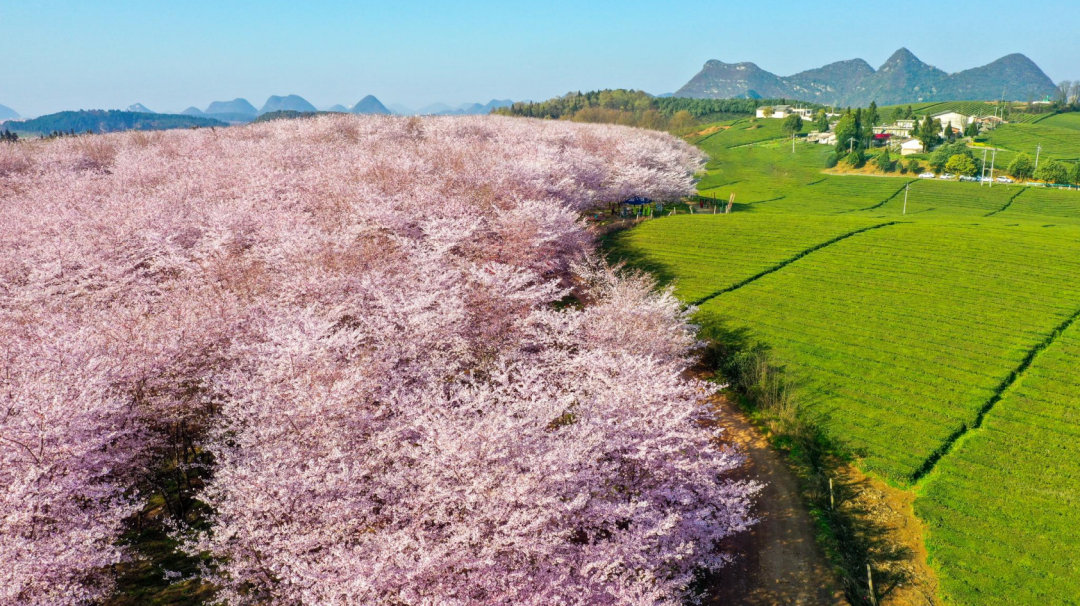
1 0 1077 117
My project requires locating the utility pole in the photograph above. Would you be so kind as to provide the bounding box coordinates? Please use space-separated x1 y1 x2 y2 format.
989 149 997 188
903 183 909 215
981 149 988 186
792 132 796 153
1035 144 1042 170
848 137 857 154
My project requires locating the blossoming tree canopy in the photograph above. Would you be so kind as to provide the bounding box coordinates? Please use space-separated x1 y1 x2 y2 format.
0 114 757 605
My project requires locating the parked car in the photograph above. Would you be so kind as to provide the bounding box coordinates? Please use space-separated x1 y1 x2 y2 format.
918 172 936 179
959 175 978 182
939 173 955 180
996 176 1014 183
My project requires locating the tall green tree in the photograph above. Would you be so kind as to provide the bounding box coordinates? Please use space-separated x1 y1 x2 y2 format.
833 111 859 155
1007 153 1034 180
814 109 829 132
917 115 940 149
782 114 804 137
866 101 879 128
1034 160 1068 184
1070 162 1080 186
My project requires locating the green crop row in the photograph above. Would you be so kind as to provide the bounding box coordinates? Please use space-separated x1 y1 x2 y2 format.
915 318 1080 605
694 222 1080 479
979 123 1080 162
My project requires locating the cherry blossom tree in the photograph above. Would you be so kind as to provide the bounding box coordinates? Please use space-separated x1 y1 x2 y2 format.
0 114 755 605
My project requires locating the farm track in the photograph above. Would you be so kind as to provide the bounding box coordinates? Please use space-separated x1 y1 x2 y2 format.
705 393 845 606
690 221 901 306
910 303 1080 485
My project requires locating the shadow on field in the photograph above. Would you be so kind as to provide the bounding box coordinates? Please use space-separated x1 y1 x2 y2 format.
696 311 928 606
600 226 680 290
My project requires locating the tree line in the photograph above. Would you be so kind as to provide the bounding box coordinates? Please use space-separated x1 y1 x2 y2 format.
494 90 825 132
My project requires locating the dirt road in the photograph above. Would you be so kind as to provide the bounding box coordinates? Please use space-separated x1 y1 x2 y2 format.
707 396 846 606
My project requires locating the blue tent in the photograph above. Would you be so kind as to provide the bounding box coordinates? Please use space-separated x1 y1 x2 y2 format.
623 196 653 205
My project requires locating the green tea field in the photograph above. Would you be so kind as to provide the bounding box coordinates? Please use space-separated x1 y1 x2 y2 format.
605 122 1080 606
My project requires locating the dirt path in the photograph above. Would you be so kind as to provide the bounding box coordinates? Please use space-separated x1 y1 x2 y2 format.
707 395 846 606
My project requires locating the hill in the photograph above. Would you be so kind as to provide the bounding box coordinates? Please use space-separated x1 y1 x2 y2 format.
125 103 155 113
180 106 205 116
326 104 349 113
675 48 1058 106
351 95 390 115
257 95 317 115
0 103 19 120
11 110 226 134
205 98 257 115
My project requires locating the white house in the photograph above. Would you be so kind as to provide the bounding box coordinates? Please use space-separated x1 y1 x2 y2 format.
931 111 970 135
755 105 792 119
900 139 925 156
873 121 916 138
807 131 837 145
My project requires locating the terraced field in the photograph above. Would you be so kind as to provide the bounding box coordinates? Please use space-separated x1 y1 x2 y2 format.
916 318 1080 605
696 222 1080 479
978 122 1080 162
606 121 1080 605
996 187 1080 222
605 214 883 302
1035 112 1080 130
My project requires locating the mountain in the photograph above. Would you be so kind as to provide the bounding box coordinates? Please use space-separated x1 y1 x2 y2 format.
11 110 226 134
351 95 391 115
674 49 1058 106
258 95 317 115
0 103 19 120
205 98 257 115
126 103 155 113
387 103 414 115
325 104 349 113
181 107 205 116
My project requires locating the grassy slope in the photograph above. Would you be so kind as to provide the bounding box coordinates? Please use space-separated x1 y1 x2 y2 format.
604 121 1080 605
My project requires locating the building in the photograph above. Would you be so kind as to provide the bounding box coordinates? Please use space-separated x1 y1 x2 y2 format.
931 111 971 135
900 139 924 156
807 131 836 145
755 105 792 119
873 120 916 138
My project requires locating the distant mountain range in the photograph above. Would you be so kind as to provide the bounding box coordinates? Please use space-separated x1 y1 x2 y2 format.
126 103 155 114
0 103 19 120
674 48 1058 106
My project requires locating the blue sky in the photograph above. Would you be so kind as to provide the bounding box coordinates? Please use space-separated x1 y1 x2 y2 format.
2 0 1076 116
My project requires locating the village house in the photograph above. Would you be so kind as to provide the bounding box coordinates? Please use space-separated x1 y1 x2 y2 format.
807 131 837 145
872 119 917 138
931 111 971 136
755 104 793 118
900 139 925 156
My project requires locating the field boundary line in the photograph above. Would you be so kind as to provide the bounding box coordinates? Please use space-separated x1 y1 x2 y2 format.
746 196 786 205
984 187 1027 217
688 221 901 307
728 137 789 150
846 179 917 213
911 304 1080 486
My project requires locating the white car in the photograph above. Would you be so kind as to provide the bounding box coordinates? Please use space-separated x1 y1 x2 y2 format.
996 176 1014 183
939 173 955 180
959 175 978 182
918 172 936 179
